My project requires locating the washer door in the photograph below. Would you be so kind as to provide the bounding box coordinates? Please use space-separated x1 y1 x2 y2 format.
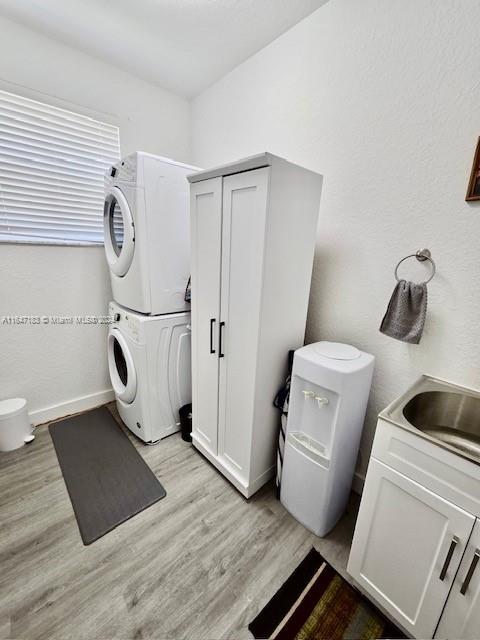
108 328 137 404
104 186 135 277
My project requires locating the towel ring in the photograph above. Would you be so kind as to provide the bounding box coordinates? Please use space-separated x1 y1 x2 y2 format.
394 249 436 285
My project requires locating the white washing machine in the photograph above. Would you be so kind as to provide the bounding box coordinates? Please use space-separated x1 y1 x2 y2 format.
104 152 199 315
107 301 192 443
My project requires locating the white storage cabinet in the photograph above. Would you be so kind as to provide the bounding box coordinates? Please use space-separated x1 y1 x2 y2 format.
188 153 323 497
348 418 480 639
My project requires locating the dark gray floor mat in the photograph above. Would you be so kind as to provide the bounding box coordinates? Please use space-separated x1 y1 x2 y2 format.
49 406 166 545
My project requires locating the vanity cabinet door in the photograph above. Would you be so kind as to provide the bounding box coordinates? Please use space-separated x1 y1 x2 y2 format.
347 459 475 639
435 519 480 639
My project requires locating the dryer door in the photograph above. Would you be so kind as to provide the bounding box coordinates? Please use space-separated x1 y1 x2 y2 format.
108 328 137 404
104 186 135 277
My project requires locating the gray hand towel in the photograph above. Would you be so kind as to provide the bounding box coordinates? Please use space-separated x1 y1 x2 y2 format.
380 279 427 344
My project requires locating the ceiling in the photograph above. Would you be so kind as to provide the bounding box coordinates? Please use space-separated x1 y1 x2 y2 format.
0 0 328 98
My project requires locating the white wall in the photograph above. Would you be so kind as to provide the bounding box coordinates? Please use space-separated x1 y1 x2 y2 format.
0 15 190 422
191 0 480 479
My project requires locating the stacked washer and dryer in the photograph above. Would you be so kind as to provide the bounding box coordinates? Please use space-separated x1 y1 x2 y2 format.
103 152 198 443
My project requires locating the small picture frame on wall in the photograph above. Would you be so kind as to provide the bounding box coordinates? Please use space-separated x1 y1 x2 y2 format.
466 137 480 201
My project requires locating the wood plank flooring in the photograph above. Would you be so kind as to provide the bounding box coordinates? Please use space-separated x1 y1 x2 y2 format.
0 404 358 639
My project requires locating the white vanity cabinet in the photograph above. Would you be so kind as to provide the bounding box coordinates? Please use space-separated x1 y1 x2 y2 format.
348 457 474 638
347 418 480 639
188 154 322 498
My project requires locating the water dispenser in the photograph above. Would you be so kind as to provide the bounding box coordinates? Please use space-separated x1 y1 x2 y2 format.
280 341 374 537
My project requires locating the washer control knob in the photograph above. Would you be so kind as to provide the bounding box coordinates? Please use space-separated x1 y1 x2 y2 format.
114 313 120 322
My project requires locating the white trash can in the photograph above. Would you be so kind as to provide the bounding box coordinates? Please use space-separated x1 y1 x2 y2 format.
0 398 35 452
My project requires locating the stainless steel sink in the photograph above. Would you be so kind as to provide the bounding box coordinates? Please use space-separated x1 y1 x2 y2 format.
381 375 480 465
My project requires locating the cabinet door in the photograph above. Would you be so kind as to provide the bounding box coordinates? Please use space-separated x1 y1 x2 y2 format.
217 168 269 480
347 459 475 639
436 519 480 639
190 178 223 455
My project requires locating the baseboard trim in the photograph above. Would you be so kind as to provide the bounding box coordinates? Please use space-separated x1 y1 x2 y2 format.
352 471 365 495
29 389 115 426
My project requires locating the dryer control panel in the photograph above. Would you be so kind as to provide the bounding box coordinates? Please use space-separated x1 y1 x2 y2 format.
105 156 137 185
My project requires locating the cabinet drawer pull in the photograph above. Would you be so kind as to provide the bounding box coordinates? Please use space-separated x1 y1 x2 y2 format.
439 536 459 581
460 549 480 595
218 321 225 358
210 318 216 354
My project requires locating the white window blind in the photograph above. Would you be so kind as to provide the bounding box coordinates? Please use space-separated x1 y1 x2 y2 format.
0 89 120 245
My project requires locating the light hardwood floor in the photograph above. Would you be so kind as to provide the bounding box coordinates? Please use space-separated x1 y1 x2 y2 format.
0 404 358 639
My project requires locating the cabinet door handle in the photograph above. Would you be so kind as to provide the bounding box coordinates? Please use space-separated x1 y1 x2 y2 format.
218 321 225 358
209 318 216 354
460 549 480 595
439 536 459 581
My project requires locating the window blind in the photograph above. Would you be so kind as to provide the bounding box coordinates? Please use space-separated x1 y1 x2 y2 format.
0 89 120 245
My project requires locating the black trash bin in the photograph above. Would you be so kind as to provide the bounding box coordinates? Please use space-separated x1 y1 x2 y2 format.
179 403 192 442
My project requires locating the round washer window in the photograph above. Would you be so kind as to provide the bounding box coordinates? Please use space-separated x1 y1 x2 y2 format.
113 337 128 386
107 328 137 404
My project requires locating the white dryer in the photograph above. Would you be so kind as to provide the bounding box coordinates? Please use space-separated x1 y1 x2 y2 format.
104 152 199 315
107 301 192 443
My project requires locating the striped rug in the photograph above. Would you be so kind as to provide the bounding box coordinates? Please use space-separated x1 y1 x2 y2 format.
248 548 403 640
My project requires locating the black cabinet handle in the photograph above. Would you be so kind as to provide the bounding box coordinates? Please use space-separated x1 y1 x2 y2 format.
460 549 480 595
439 536 459 581
210 318 216 354
218 321 225 358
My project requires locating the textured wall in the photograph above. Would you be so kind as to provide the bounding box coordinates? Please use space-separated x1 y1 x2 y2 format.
0 245 112 417
191 0 480 478
0 16 190 418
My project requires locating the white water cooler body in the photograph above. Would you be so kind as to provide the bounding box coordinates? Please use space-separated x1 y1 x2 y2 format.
280 342 374 537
